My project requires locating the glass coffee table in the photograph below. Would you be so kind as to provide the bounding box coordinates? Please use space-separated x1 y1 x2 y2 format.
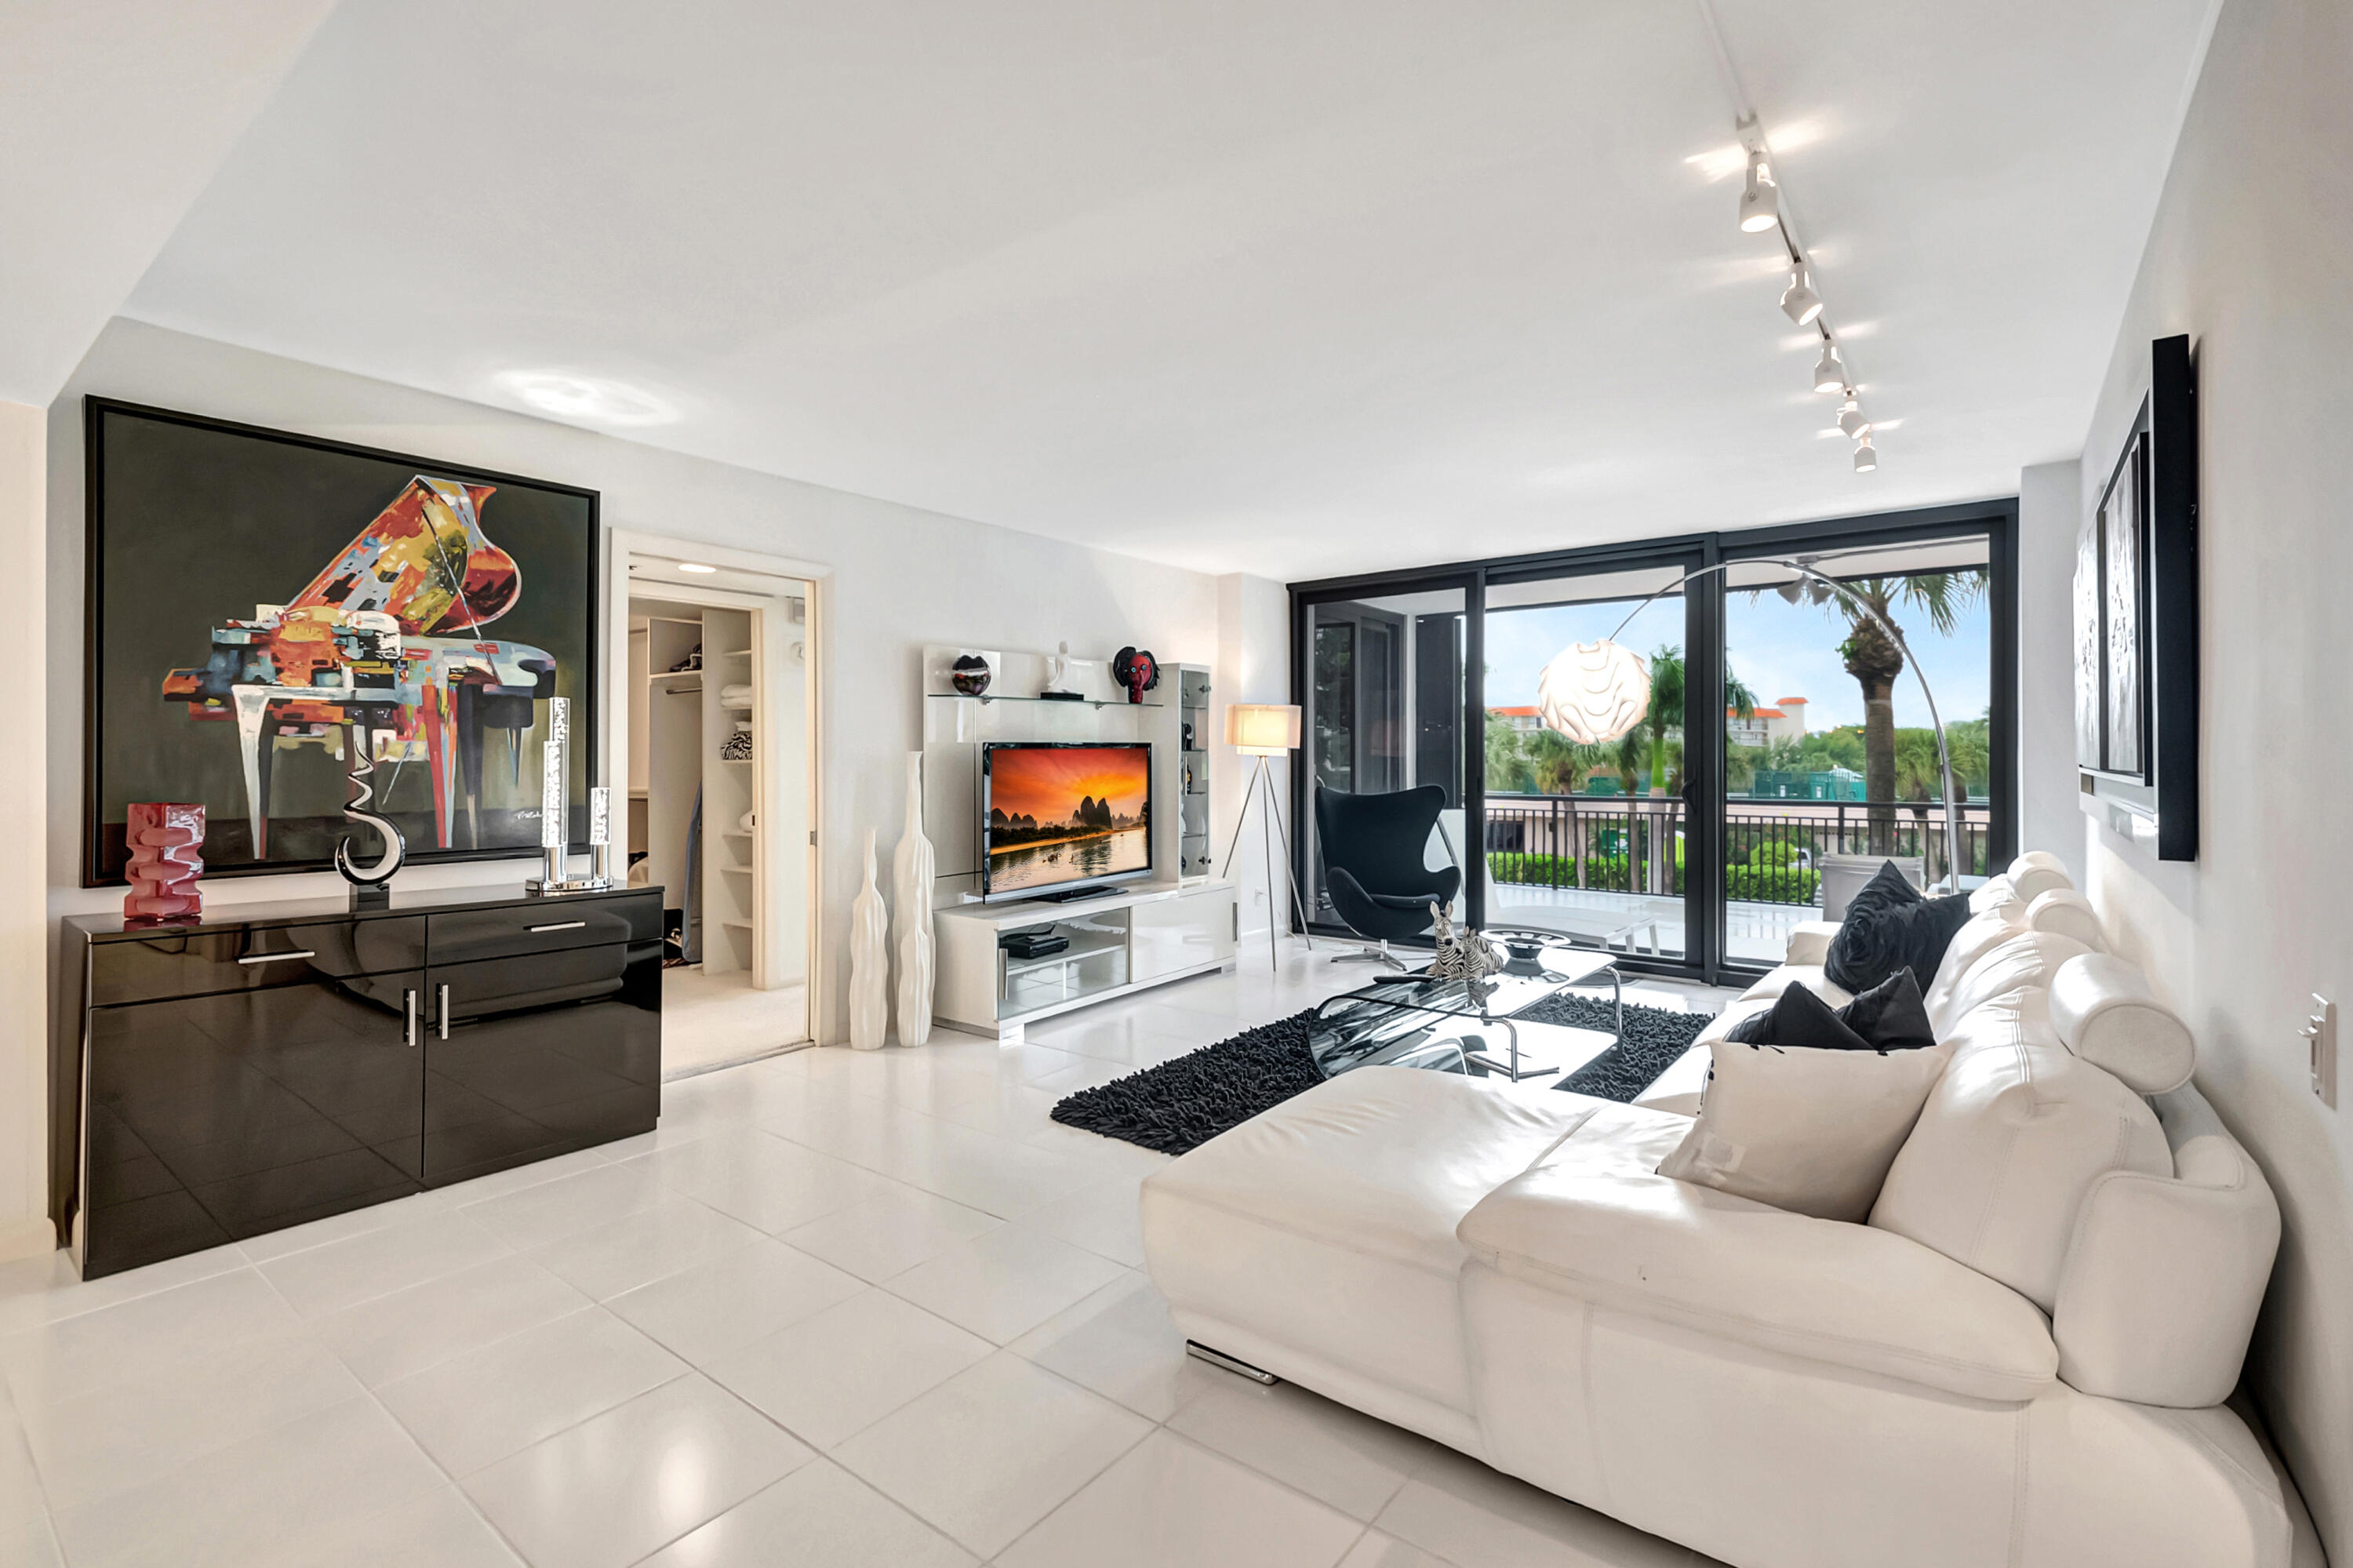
1308 930 1623 1083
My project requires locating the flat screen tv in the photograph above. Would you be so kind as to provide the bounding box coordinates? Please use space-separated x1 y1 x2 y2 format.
980 741 1153 901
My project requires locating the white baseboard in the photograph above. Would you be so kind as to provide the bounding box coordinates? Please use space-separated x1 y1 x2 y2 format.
0 1213 56 1264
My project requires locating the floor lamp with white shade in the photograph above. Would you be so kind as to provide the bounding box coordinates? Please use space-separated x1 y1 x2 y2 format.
1219 703 1314 966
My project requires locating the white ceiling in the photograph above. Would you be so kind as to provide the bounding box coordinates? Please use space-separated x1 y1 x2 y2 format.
113 1 2217 580
0 0 336 405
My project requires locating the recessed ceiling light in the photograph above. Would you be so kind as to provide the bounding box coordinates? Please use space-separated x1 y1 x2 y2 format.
493 370 679 427
678 562 718 574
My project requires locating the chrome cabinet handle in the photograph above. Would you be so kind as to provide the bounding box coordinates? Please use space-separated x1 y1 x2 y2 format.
529 921 587 933
403 988 418 1049
438 983 451 1041
237 950 316 966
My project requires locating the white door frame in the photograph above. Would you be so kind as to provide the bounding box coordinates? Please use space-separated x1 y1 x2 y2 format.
606 529 827 1033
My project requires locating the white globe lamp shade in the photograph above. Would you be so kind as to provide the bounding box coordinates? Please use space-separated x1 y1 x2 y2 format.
1537 640 1651 745
1226 703 1301 755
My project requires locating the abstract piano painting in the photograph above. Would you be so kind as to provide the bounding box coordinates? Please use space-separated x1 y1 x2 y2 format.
84 400 598 885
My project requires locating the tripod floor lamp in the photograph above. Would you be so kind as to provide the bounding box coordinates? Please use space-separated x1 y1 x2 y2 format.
1219 704 1314 966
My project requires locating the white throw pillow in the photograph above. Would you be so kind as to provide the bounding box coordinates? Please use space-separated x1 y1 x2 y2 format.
1657 1040 1956 1222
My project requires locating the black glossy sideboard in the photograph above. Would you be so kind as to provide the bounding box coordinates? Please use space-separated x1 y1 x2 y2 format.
55 883 664 1279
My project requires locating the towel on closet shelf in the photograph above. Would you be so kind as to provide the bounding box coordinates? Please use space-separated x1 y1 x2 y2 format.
719 683 754 708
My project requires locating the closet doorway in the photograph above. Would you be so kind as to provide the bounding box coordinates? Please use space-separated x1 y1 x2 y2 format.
612 534 821 1075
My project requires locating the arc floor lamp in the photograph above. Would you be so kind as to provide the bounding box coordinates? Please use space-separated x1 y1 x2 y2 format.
1538 555 1966 885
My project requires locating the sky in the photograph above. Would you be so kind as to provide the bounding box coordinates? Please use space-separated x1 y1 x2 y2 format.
1483 584 1991 733
986 744 1150 823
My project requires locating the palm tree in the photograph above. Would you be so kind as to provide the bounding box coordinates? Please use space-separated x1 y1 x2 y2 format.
1893 725 1990 877
1631 646 1755 797
1816 573 1987 850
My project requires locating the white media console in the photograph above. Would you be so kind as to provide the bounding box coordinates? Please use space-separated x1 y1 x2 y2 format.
919 644 1237 1039
933 878 1238 1040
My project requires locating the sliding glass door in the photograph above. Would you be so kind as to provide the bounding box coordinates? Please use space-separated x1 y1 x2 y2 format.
1718 534 2003 966
1476 551 1707 965
1300 580 1472 933
1290 502 2015 980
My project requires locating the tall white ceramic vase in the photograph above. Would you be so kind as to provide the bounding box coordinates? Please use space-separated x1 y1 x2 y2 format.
849 828 889 1051
891 751 936 1046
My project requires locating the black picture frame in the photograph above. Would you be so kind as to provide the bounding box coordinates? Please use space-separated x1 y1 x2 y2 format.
82 398 602 886
2077 335 2198 861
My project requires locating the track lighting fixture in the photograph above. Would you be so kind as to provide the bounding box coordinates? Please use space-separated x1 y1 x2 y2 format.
1812 341 1845 394
1739 149 1779 233
1711 36 1889 470
1779 266 1823 326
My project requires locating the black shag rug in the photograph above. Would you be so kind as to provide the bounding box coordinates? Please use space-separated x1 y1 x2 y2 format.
1049 992 1715 1156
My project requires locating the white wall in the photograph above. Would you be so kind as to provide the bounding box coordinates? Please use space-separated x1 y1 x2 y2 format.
2074 0 2353 1554
0 401 49 1261
2016 458 2083 881
41 322 1267 1092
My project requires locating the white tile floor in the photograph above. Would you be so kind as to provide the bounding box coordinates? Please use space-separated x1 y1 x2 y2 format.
662 967 809 1077
0 941 1735 1568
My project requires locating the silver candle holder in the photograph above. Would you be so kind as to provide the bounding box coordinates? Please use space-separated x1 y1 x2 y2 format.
527 698 613 893
590 786 616 886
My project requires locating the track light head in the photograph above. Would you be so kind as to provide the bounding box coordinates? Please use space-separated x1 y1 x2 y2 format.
1812 341 1845 394
1779 266 1824 326
1853 438 1878 473
1739 150 1780 233
1837 398 1870 438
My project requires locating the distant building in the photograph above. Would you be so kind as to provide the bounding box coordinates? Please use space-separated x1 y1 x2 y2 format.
1726 695 1809 748
1489 705 1544 733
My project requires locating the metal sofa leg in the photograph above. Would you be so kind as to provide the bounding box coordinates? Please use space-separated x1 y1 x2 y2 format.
1184 1341 1281 1385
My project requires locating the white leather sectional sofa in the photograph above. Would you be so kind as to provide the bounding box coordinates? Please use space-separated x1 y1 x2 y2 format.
1140 853 2300 1568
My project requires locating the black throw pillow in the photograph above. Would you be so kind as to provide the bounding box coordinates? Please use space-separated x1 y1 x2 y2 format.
1725 980 1872 1051
1838 969 1938 1053
1725 968 1939 1054
1824 860 1974 995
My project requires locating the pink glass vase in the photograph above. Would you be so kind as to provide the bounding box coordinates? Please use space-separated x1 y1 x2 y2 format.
124 802 205 922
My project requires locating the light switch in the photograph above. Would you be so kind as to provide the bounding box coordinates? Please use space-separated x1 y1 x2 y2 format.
2302 995 2336 1108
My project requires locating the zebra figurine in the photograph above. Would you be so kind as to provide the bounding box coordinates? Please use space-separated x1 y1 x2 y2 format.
1426 901 1504 981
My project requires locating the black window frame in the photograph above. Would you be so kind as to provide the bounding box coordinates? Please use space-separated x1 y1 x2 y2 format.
1287 499 2019 986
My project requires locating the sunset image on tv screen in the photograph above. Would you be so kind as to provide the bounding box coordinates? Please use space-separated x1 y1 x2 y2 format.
986 745 1151 893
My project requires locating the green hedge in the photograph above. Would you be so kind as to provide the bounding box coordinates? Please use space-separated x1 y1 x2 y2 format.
1489 852 1819 907
1726 865 1820 905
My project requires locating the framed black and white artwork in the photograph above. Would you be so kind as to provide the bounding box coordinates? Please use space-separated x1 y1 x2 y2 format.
2076 334 2197 861
2101 431 2146 779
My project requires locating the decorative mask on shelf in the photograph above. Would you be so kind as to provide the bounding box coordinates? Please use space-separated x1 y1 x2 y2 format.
949 652 994 697
1112 646 1160 705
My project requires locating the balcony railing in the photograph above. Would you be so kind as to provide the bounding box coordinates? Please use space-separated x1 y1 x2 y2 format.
1482 792 1995 905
